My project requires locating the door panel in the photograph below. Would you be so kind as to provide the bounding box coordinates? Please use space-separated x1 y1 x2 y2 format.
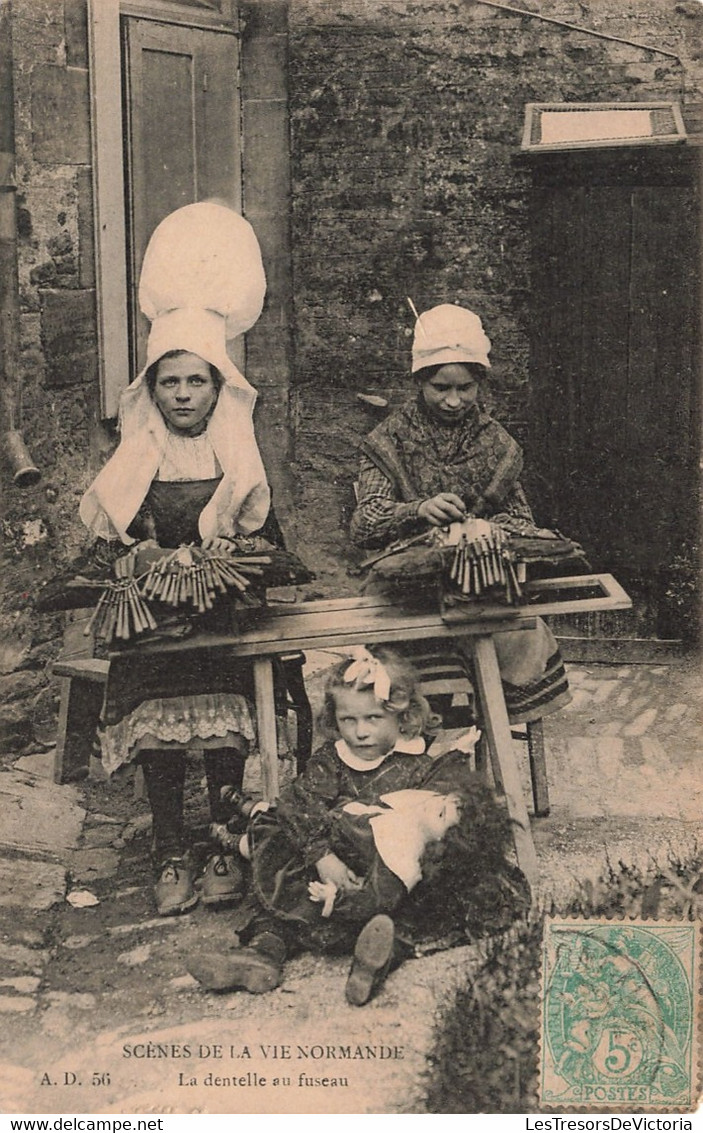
123 18 241 370
528 151 699 580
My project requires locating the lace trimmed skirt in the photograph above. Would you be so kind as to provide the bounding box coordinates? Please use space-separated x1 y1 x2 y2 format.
99 692 257 775
98 646 291 775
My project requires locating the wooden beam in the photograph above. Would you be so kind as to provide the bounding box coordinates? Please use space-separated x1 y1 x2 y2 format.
87 0 131 419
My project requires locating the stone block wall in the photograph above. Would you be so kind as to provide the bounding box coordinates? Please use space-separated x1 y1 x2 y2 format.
0 0 99 753
286 0 703 586
12 0 99 527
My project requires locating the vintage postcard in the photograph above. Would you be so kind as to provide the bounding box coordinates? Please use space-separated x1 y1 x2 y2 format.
0 0 701 1118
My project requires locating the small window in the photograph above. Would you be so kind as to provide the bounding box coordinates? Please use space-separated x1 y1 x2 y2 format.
521 102 686 153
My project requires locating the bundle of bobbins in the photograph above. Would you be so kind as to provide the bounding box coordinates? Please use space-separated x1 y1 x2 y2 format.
442 519 527 604
84 541 272 644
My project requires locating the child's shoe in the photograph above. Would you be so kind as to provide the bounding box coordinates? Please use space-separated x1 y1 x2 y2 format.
187 943 283 994
345 914 395 1006
249 931 287 967
201 853 244 907
154 856 198 917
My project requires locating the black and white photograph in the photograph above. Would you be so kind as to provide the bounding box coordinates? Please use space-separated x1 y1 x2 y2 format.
0 0 701 1117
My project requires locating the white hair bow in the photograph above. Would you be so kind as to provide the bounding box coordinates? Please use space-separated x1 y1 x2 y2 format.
343 646 391 703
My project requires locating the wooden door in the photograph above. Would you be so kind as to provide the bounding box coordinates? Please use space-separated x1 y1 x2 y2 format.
122 18 241 370
527 148 700 591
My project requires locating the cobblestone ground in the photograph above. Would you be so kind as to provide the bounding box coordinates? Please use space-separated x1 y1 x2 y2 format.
534 657 703 903
0 652 700 1113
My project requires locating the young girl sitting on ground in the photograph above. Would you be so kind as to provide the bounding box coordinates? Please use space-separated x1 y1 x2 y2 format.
187 647 529 1006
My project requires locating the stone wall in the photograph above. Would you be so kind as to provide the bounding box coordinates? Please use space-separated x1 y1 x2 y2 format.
287 0 703 588
1 0 101 752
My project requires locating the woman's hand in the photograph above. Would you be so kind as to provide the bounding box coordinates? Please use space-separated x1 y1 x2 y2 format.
417 493 466 526
316 852 362 891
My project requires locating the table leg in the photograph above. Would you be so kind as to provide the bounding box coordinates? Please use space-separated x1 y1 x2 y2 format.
468 635 539 891
253 657 280 802
527 719 550 818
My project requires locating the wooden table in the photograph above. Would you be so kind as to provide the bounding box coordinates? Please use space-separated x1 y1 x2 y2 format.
62 572 625 890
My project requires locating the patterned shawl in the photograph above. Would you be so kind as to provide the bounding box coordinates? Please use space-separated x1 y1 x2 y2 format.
360 396 525 515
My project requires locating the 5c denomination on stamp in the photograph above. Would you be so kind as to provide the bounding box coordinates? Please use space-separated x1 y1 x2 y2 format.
540 919 700 1109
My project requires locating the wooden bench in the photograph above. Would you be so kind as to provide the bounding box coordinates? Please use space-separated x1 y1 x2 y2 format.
52 610 313 787
53 610 108 785
52 574 631 890
53 631 549 812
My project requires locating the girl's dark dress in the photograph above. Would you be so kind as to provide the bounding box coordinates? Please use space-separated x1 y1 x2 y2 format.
244 741 530 954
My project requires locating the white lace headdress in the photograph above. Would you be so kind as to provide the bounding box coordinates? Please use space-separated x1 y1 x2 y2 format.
80 202 271 544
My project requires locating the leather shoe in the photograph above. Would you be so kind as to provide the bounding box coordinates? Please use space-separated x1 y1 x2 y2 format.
187 946 281 994
201 853 244 907
249 931 287 966
345 914 395 1006
154 857 198 917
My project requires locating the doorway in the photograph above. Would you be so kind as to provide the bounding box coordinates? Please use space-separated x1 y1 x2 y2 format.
122 17 242 371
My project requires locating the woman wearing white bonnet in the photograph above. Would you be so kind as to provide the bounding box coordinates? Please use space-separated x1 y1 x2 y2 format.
79 202 279 916
81 201 270 545
351 302 571 726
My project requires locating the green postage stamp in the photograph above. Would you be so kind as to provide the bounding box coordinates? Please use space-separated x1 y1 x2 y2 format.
540 919 700 1109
